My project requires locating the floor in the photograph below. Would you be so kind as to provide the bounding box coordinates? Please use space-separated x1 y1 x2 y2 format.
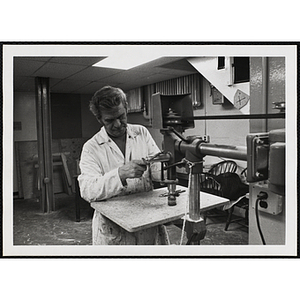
13 193 248 246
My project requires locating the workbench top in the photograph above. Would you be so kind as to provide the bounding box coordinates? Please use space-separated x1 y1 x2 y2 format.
91 186 229 233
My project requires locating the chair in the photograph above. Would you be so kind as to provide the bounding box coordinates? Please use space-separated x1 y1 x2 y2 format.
223 168 249 231
200 160 237 196
208 160 238 175
200 161 249 230
200 173 223 197
200 160 237 193
200 160 238 223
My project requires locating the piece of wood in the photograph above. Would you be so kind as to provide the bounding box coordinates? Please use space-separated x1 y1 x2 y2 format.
32 152 70 159
17 141 39 199
35 153 73 195
61 167 72 195
16 138 84 200
91 186 229 233
60 153 72 186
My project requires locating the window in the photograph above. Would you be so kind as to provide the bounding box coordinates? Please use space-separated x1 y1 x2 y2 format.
218 57 225 69
233 57 249 84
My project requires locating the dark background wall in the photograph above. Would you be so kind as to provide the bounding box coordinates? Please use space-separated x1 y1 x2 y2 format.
51 93 82 139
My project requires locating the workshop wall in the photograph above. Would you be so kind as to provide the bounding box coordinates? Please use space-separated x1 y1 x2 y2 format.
13 92 37 193
51 93 82 139
14 72 253 197
184 78 249 170
14 92 37 142
80 94 100 138
14 92 100 141
13 92 91 199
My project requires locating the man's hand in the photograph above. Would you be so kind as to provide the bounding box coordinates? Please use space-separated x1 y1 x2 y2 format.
118 160 147 185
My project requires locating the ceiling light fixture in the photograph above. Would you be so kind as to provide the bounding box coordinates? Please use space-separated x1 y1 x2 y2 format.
92 48 162 70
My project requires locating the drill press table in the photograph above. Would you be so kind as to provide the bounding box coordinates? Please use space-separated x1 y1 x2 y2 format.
91 186 229 234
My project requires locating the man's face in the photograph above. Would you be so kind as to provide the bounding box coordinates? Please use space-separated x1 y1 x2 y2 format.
99 103 127 138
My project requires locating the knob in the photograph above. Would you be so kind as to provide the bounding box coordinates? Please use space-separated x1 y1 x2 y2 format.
44 177 50 184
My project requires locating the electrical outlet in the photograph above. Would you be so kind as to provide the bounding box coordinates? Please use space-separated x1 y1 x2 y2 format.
203 135 210 143
251 183 283 215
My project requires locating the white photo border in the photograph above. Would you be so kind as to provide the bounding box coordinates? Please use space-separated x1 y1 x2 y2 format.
2 43 298 257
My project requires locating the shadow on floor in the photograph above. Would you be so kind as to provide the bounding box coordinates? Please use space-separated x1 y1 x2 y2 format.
13 194 248 246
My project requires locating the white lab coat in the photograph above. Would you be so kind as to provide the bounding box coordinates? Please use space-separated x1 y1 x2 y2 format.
78 124 165 245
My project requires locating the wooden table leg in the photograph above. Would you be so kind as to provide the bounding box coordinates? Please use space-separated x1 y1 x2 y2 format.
155 225 170 245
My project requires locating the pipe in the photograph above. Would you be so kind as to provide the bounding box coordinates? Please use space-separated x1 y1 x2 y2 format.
189 173 201 221
262 57 269 132
176 140 247 161
183 113 284 120
199 143 247 161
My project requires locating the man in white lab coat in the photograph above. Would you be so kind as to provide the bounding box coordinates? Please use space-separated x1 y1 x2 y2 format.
78 86 165 245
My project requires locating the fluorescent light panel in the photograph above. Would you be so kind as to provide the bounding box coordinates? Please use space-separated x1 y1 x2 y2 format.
92 51 162 70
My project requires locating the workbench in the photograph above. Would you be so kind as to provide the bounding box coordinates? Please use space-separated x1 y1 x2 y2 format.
91 186 229 245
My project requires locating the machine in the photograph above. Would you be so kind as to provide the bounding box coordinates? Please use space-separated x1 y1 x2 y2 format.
247 128 285 245
145 92 285 245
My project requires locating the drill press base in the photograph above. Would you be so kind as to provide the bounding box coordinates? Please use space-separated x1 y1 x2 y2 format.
184 217 207 245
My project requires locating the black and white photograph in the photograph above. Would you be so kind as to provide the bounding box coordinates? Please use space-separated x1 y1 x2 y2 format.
1 1 299 296
2 43 297 257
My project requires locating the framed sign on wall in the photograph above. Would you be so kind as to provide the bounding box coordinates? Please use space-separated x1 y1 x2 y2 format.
211 85 224 105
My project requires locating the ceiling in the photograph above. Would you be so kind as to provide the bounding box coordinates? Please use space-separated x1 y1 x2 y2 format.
13 56 198 95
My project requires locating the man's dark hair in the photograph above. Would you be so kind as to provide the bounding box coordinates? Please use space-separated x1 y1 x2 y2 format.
89 86 128 121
